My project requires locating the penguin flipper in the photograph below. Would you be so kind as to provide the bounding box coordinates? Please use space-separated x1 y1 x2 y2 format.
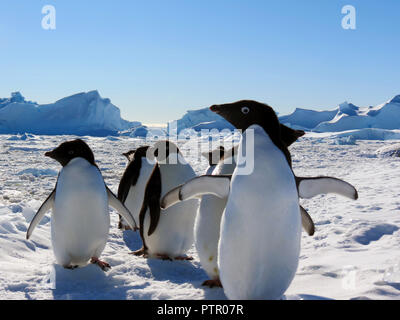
118 161 140 204
296 176 358 200
300 206 315 236
161 175 231 210
146 166 162 237
26 189 55 240
106 187 137 230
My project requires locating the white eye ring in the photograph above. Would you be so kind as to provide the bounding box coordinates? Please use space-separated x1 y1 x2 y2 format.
241 107 250 114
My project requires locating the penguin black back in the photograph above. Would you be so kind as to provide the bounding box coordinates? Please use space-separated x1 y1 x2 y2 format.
118 146 150 204
45 139 96 167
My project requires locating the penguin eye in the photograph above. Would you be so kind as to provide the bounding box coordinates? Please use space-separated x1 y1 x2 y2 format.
241 107 250 114
68 150 74 155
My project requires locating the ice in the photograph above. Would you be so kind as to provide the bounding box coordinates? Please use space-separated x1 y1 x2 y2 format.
0 91 140 136
331 136 357 145
279 108 337 130
288 95 400 133
376 143 400 158
173 95 400 140
171 107 234 133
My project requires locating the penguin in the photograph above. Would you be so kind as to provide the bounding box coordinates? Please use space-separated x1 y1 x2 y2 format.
160 100 358 299
126 140 199 260
117 146 155 231
193 126 305 288
26 139 137 271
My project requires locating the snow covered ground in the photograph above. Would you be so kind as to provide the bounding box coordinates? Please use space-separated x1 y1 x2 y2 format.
1 133 400 300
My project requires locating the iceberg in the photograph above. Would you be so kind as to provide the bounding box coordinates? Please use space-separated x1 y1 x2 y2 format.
279 96 400 133
0 91 140 136
171 107 234 133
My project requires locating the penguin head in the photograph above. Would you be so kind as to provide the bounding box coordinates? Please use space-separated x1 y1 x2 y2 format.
123 149 136 162
123 146 150 162
45 139 95 167
148 140 180 163
210 100 305 147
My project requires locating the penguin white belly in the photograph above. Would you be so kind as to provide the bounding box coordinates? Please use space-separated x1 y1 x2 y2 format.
124 158 155 225
52 158 109 267
195 161 236 279
144 160 198 257
218 125 301 300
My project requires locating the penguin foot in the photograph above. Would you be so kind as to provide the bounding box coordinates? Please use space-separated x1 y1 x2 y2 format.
90 257 111 271
175 255 194 261
202 279 222 288
64 265 79 270
118 221 135 231
156 254 173 261
130 247 147 257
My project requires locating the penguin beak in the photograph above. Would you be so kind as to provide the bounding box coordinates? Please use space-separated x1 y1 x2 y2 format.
45 151 54 158
210 105 220 113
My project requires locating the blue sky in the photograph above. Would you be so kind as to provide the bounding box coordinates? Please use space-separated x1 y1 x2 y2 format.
1 0 399 123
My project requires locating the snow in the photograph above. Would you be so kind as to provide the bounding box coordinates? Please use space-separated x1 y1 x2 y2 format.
1 133 400 300
376 143 400 158
0 91 140 136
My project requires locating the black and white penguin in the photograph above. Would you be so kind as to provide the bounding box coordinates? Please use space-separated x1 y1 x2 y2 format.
123 140 199 260
26 139 136 271
118 146 155 231
161 100 358 299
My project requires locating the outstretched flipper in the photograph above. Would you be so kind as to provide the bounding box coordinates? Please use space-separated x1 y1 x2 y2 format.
26 190 55 240
107 187 137 230
296 176 358 200
160 175 231 210
300 206 315 236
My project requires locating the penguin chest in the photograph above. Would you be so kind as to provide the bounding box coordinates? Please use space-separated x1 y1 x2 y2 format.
52 159 109 261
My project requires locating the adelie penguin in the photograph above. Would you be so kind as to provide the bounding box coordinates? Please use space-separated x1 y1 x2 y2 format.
117 147 155 231
161 100 358 299
120 140 198 260
26 139 137 271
